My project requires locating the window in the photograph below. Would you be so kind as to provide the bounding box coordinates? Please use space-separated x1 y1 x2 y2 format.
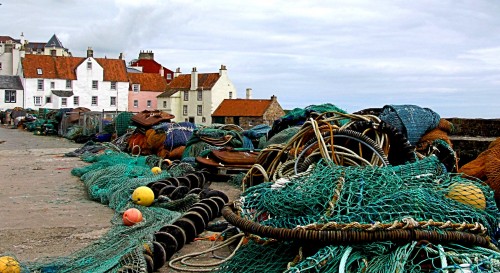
66 80 72 89
45 96 51 104
37 79 44 90
0 62 2 70
229 92 233 99
37 68 42 75
133 84 140 92
4 90 16 103
50 49 56 57
197 105 202 116
147 100 152 107
133 100 138 108
167 74 172 80
183 91 189 101
61 98 67 107
110 81 116 90
183 105 188 116
87 61 92 69
202 117 206 123
162 101 167 108
197 90 202 101
50 82 55 89
73 96 79 106
34 96 42 106
110 96 116 106
92 80 98 90
91 96 98 106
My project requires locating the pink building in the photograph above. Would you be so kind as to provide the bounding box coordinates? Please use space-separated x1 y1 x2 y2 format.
128 72 167 112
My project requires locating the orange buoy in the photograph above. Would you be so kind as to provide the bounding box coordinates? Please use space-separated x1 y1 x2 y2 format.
123 208 143 226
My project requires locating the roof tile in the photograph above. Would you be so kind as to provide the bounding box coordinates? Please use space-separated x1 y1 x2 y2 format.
128 73 167 92
212 99 274 117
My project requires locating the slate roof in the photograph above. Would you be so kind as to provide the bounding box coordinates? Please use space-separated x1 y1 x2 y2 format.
45 34 64 48
128 72 167 92
22 54 128 82
212 98 274 117
156 89 178 98
0 75 23 90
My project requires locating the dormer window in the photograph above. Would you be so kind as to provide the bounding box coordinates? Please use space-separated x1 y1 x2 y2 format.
87 61 92 69
133 84 140 93
37 68 42 75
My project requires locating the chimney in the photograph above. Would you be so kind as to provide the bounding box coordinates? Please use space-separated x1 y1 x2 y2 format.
139 50 154 60
191 67 198 90
174 67 181 78
271 95 277 102
246 88 252 99
118 52 124 60
219 64 227 76
87 47 93 58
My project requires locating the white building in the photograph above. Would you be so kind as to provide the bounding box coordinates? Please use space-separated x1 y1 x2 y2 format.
20 48 129 111
0 33 71 77
0 75 24 110
157 65 237 124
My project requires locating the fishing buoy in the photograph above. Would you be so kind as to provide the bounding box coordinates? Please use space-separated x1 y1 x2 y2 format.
151 166 162 175
445 183 486 210
123 208 143 226
0 256 21 273
132 186 155 206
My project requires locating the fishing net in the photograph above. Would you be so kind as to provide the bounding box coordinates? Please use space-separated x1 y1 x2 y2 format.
460 138 500 205
114 112 135 137
379 104 441 146
268 103 348 140
182 126 246 158
220 156 500 272
18 150 196 273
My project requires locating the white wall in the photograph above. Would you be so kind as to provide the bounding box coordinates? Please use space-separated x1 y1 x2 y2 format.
22 57 129 111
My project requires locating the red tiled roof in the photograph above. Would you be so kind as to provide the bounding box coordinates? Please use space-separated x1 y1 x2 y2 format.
128 72 167 92
166 73 220 91
96 58 128 82
22 55 128 82
212 99 274 117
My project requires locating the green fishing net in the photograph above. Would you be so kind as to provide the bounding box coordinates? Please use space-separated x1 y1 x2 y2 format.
218 156 500 272
16 150 197 273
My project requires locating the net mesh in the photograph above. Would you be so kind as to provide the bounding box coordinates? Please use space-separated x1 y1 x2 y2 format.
18 150 193 273
218 156 500 272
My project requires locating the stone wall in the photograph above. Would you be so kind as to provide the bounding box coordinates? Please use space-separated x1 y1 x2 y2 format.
446 118 500 137
445 118 500 167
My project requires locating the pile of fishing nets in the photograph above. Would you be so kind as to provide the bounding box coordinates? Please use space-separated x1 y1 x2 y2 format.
220 156 500 272
215 104 500 272
126 121 196 160
182 124 264 160
14 150 203 272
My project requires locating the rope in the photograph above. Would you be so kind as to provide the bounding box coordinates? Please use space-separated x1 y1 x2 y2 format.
168 233 245 272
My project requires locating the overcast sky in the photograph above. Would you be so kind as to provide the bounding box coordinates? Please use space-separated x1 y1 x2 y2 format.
1 0 499 118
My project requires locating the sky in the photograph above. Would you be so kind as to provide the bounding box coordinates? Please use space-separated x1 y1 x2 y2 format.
1 0 499 118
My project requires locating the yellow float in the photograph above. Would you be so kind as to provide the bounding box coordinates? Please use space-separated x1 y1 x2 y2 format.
445 182 486 210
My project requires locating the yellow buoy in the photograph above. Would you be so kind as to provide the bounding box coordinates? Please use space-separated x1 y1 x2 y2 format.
151 166 162 175
132 186 155 206
0 256 21 273
445 183 486 210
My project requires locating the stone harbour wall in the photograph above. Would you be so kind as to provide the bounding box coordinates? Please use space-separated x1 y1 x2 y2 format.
445 118 500 167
